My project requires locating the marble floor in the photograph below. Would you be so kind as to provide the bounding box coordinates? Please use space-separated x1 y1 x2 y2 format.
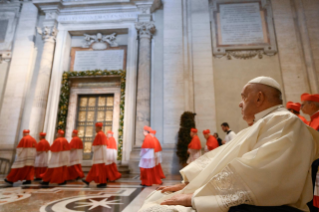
0 174 181 212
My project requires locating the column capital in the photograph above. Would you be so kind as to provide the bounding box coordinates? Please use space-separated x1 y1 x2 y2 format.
135 22 156 39
37 25 58 41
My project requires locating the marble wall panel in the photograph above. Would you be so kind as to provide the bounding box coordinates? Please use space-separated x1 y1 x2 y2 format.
0 3 38 157
162 0 185 144
190 0 217 144
272 0 310 101
302 0 319 88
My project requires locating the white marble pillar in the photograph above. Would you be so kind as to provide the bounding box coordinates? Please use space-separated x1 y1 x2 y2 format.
134 22 155 146
29 26 58 138
0 2 38 161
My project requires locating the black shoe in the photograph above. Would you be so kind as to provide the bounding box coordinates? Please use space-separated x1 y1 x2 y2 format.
82 179 89 185
22 180 31 185
40 181 49 185
76 177 81 180
58 181 67 185
97 183 107 188
4 179 13 185
34 178 42 181
140 184 151 187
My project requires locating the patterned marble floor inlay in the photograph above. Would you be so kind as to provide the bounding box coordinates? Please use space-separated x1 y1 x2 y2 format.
0 175 181 211
0 185 145 212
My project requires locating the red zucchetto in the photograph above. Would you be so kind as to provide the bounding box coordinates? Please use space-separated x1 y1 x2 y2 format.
203 129 210 135
72 130 78 135
39 132 46 137
107 130 114 134
286 101 301 112
301 93 319 103
191 128 198 133
143 126 152 132
95 122 103 127
57 130 64 135
23 129 30 133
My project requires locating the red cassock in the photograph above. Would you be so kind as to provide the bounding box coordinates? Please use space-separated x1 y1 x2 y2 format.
187 135 202 164
153 136 165 179
309 112 319 131
6 135 37 182
139 135 162 186
34 139 50 179
206 135 219 151
68 136 84 180
41 137 71 184
85 131 108 184
298 114 309 125
105 137 121 181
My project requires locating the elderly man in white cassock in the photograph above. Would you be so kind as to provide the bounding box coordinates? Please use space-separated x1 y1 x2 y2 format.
139 76 319 212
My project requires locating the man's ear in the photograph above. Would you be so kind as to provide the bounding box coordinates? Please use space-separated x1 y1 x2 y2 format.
256 91 265 104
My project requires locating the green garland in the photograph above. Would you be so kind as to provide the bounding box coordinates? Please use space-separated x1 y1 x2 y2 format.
57 69 126 161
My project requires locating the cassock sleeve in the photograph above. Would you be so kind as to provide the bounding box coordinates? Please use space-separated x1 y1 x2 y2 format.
192 115 317 212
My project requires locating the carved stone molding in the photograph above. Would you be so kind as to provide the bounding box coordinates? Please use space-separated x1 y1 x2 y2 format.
82 32 118 50
37 26 58 41
210 0 277 59
225 50 264 60
135 22 156 39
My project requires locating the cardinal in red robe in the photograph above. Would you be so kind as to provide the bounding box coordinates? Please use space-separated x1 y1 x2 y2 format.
105 130 121 182
202 129 219 152
149 129 165 179
82 122 108 188
139 126 162 186
34 132 50 180
5 130 37 185
186 128 202 164
68 130 84 180
286 101 308 124
41 130 70 185
301 93 319 130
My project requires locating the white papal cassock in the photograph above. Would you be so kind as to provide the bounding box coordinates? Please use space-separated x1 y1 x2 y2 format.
139 105 319 212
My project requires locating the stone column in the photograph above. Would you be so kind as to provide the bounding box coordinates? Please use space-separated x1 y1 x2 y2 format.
134 22 155 146
29 25 58 138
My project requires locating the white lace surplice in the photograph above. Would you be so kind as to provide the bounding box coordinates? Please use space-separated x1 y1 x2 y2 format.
69 149 83 166
34 151 48 168
92 145 108 165
140 106 319 212
186 149 201 164
139 148 156 168
106 148 117 165
11 148 36 169
48 150 70 168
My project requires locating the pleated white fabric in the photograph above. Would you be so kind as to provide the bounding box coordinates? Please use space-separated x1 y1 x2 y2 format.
69 149 83 166
11 148 36 168
34 151 48 167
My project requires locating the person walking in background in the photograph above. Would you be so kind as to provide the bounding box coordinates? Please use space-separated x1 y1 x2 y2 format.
105 130 121 182
68 130 84 181
286 101 308 124
301 93 319 130
186 128 201 164
5 130 37 185
221 122 236 144
41 130 70 185
34 132 50 180
82 123 108 188
150 129 165 179
213 132 223 146
203 129 219 152
139 126 162 186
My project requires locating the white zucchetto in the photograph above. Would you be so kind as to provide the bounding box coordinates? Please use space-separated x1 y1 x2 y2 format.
248 76 282 93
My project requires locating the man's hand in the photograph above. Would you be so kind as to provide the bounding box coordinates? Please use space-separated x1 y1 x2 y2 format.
160 193 193 207
157 183 187 193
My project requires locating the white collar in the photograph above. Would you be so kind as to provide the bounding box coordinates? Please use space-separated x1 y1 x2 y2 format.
254 105 283 123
